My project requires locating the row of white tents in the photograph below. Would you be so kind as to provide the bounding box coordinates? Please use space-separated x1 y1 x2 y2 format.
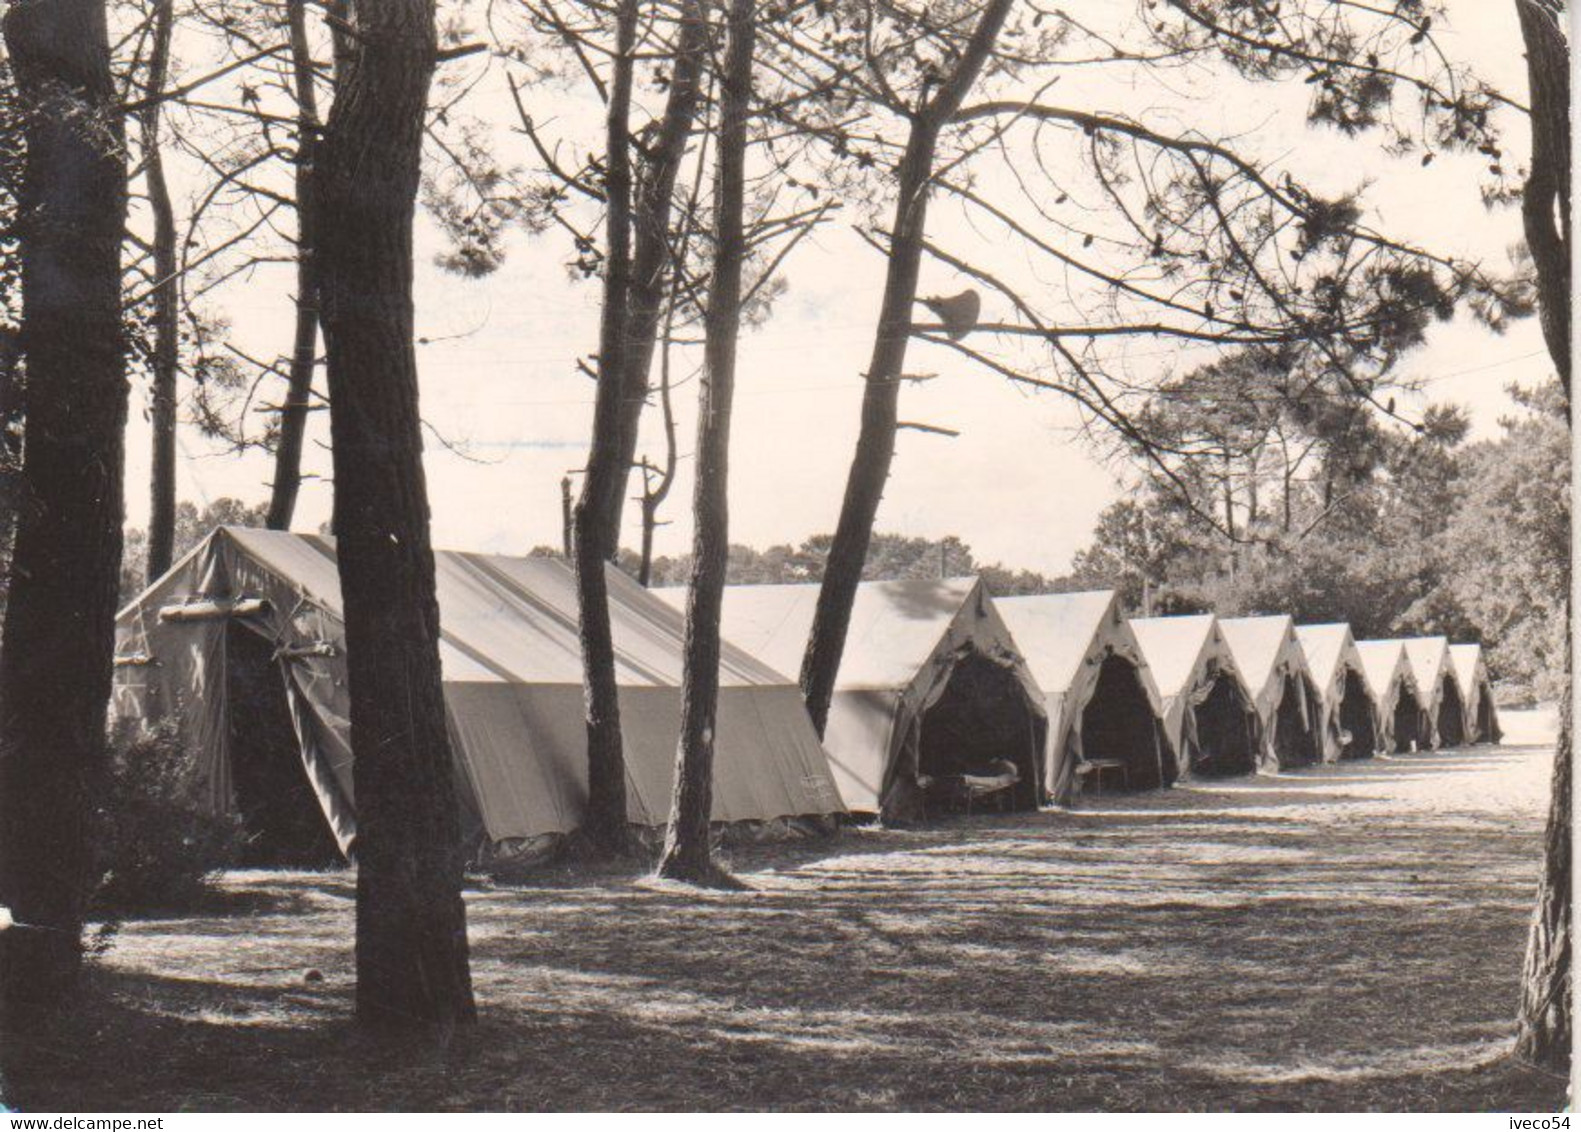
112 528 1503 865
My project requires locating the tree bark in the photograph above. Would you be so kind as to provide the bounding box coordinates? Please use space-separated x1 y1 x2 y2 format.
142 0 178 583
637 136 706 589
0 326 20 620
1516 0 1570 409
657 0 752 887
560 474 573 559
1513 0 1571 1077
266 0 324 531
0 62 22 626
316 0 476 1032
798 0 1013 734
0 0 128 1010
571 0 639 855
1517 657 1571 1070
608 0 709 540
637 324 679 588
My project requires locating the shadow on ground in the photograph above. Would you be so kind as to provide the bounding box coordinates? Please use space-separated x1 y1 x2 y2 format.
5 743 1564 1111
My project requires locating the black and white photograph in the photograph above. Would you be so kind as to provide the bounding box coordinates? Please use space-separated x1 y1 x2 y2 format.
0 0 1571 1114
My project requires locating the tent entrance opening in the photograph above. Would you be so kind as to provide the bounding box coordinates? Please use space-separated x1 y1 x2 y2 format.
1474 687 1498 743
1079 654 1164 792
1436 676 1466 747
918 653 1044 813
1272 673 1320 768
1191 673 1257 777
1393 685 1424 752
226 624 340 867
1338 669 1377 758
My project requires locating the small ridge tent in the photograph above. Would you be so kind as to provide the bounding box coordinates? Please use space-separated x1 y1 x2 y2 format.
1129 615 1260 780
997 591 1173 803
1355 639 1425 753
1448 643 1502 745
659 578 1048 821
1219 615 1323 772
113 528 846 865
1403 636 1467 748
1294 623 1379 760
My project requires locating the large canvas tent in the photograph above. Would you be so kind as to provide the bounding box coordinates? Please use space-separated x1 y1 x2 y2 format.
1294 623 1379 760
1219 616 1323 771
659 578 1048 821
113 528 846 864
1448 643 1502 745
997 591 1172 804
1403 636 1467 749
1354 639 1425 753
1129 615 1260 780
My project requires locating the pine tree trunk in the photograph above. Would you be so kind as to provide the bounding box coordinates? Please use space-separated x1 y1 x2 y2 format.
316 0 476 1032
799 0 1012 734
560 474 573 559
607 0 709 539
0 325 20 622
1517 667 1571 1070
657 0 752 888
1513 0 1571 1076
0 57 17 635
637 95 709 590
638 495 658 587
0 0 128 1010
571 0 638 855
266 0 323 532
1516 0 1570 408
797 132 930 734
0 69 25 622
636 360 678 587
142 0 178 584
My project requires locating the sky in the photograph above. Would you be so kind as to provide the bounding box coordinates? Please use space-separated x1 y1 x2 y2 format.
130 0 1553 578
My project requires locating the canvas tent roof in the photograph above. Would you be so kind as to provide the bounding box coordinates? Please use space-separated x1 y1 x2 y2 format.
1219 616 1311 722
997 590 1169 801
672 577 976 690
1402 636 1464 747
113 528 845 860
1295 622 1378 760
1219 615 1318 770
657 578 1046 813
1354 639 1420 751
1128 614 1257 770
1447 642 1487 698
1403 637 1457 706
1295 623 1357 694
1448 642 1502 744
1130 615 1218 700
1403 636 1448 692
1355 639 1415 703
998 591 1134 699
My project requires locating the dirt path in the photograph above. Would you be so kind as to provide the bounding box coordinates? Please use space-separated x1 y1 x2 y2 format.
12 719 1565 1111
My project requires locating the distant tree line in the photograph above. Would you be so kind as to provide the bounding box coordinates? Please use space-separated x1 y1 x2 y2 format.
528 531 1068 596
1066 383 1568 702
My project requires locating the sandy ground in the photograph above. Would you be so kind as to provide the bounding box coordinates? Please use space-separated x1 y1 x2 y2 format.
9 711 1567 1112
